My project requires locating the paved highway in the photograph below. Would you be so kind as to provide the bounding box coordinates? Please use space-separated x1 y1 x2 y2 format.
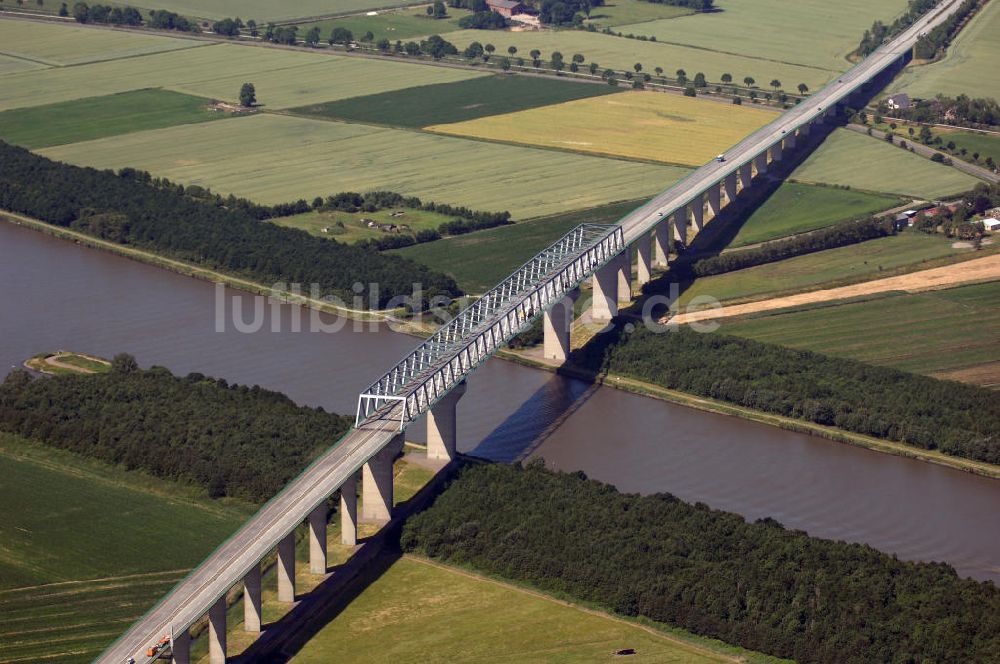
98 2 967 661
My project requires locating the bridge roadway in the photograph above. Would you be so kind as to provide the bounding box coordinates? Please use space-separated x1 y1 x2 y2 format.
99 1 966 661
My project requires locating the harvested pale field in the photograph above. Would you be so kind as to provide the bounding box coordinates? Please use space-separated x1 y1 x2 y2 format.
41 114 687 219
444 29 837 91
674 253 1000 325
0 17 200 66
0 42 485 111
888 0 1000 99
614 0 909 72
427 90 777 166
792 129 979 197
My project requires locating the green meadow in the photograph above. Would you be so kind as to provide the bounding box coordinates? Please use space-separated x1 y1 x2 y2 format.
0 433 248 663
295 7 471 43
272 207 455 244
394 199 648 293
678 232 973 308
585 0 694 28
290 74 622 128
792 129 979 198
888 0 1000 100
0 18 200 67
122 0 419 22
0 42 485 112
730 183 902 246
40 114 687 219
722 281 1000 378
0 89 223 149
613 0 909 72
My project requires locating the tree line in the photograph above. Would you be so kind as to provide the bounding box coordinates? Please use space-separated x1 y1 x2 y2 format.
572 325 1000 464
914 0 978 59
686 215 897 277
881 94 1000 129
0 142 460 308
856 0 936 56
402 461 1000 663
0 358 352 503
70 2 197 31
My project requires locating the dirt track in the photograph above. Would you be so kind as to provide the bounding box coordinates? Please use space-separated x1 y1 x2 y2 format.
672 253 1000 324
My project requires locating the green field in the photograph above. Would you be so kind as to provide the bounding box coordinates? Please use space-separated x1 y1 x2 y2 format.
0 53 48 75
888 0 1000 99
0 41 485 112
0 17 200 66
934 127 1000 167
722 281 1000 379
729 183 902 246
792 129 980 197
40 114 687 219
290 74 622 128
123 0 422 22
0 89 225 149
442 28 837 91
292 556 766 664
613 0 908 72
295 6 471 43
272 207 456 243
394 199 647 292
0 433 248 662
677 232 973 308
585 0 694 28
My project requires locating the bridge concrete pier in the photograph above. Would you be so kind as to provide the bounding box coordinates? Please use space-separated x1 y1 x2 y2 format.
707 185 722 219
739 162 753 190
243 563 262 632
617 251 632 301
543 290 578 362
340 474 358 546
754 151 768 175
208 597 226 664
653 218 670 267
171 629 190 664
636 234 652 285
427 381 466 460
277 532 296 602
591 260 618 322
723 172 738 204
672 209 687 245
691 193 704 230
308 504 327 574
362 434 402 522
770 142 783 162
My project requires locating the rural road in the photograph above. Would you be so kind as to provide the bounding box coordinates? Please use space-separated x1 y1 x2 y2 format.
672 252 1000 324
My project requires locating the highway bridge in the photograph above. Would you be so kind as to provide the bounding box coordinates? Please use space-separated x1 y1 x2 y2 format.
98 2 968 661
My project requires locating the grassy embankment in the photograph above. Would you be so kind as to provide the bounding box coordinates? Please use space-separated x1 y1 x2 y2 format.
0 432 251 663
721 281 1000 383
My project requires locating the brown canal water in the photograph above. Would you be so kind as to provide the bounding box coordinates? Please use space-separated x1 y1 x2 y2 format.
2 222 998 584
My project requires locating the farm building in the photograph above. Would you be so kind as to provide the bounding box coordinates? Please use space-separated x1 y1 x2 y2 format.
885 93 912 111
982 218 1000 231
487 0 528 18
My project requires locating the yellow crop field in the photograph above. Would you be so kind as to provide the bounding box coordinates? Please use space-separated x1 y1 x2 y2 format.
427 91 777 166
0 17 199 66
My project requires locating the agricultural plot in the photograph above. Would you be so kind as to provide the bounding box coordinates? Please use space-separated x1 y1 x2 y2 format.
721 281 1000 382
613 0 909 72
0 42 485 112
888 0 1000 100
442 29 837 91
0 17 200 67
40 114 688 219
272 207 456 244
290 74 622 128
0 53 48 75
394 199 647 293
677 232 971 308
0 433 247 662
792 129 979 198
427 90 777 166
121 0 418 22
585 0 694 29
292 557 748 664
0 89 225 149
934 127 1000 166
729 183 902 247
295 7 472 43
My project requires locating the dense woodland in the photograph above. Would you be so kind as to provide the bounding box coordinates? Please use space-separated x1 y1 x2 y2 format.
573 326 1000 464
687 216 896 277
0 143 460 308
403 462 1000 663
0 358 351 502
